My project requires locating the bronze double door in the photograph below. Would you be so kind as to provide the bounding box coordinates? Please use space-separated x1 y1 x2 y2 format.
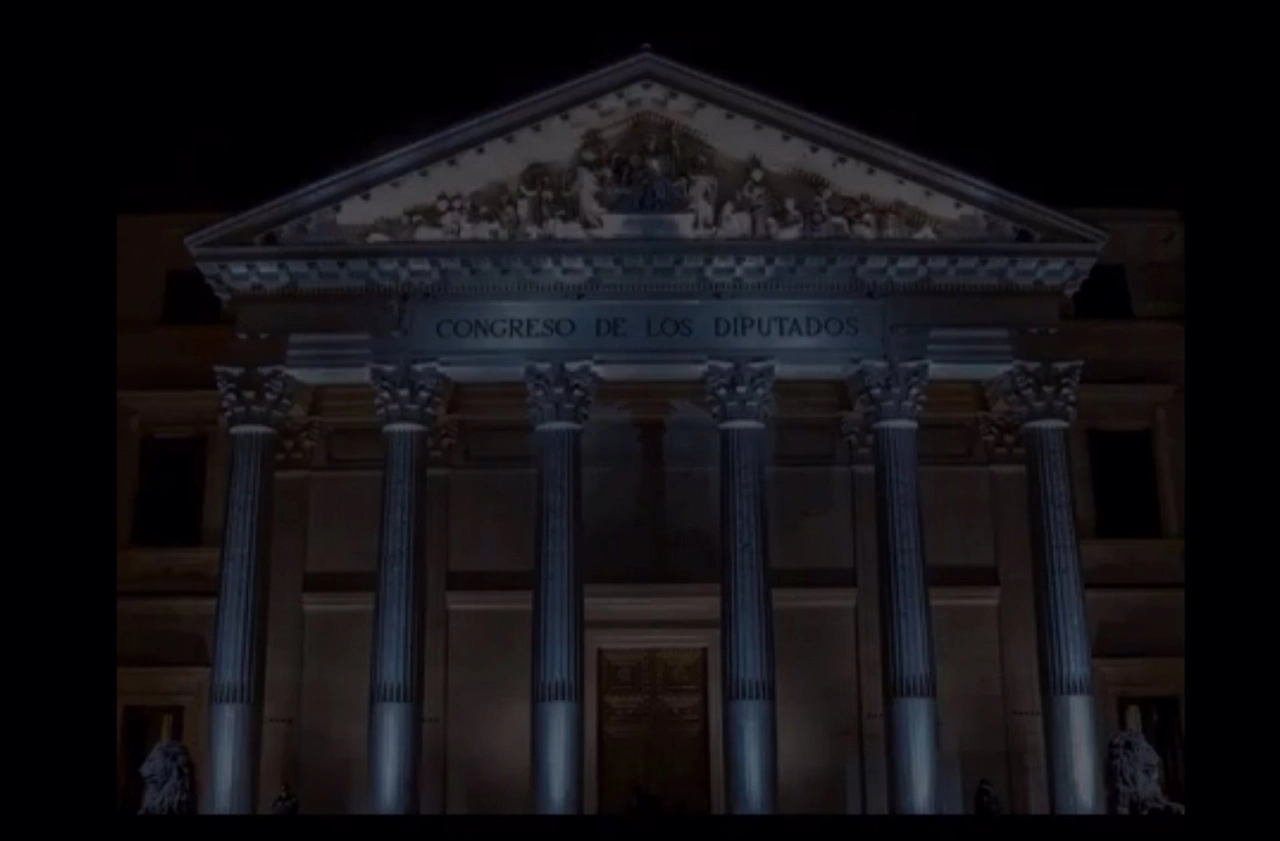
597 647 711 814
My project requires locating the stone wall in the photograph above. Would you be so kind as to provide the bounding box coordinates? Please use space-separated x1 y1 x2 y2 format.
115 210 1186 814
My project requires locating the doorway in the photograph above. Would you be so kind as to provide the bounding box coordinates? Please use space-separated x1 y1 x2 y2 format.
596 647 711 814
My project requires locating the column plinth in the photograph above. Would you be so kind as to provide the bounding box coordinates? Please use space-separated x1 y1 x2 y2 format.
987 361 1101 815
206 366 294 814
848 360 939 815
365 363 450 814
705 360 778 815
525 362 595 815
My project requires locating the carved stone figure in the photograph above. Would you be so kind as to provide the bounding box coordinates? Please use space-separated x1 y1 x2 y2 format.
733 161 773 237
687 168 718 231
768 197 805 240
137 739 196 815
811 187 851 237
1106 729 1184 815
339 115 1025 245
271 784 299 814
973 779 1003 815
572 163 607 229
611 129 688 213
716 198 750 239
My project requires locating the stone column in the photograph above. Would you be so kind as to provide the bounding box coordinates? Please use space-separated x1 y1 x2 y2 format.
848 360 939 815
206 366 294 814
986 361 1101 815
257 418 319 811
704 360 778 815
525 361 596 815
365 363 450 814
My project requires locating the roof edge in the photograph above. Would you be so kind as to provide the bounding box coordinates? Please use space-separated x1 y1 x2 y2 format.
185 52 660 250
187 51 1108 252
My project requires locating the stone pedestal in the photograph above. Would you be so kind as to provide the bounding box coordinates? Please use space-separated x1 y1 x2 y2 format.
705 360 778 815
849 360 939 815
525 362 596 815
987 361 1102 815
365 363 450 814
206 366 294 814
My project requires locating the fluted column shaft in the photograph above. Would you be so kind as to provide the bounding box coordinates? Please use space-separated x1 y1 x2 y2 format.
1023 421 1100 814
989 361 1101 815
873 421 939 814
207 367 293 814
366 363 449 814
525 362 595 815
851 360 938 815
368 426 428 813
719 422 777 814
705 361 778 815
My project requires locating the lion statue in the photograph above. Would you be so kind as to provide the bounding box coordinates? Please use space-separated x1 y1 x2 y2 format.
137 739 196 815
1106 729 1184 815
271 784 299 815
973 778 1004 816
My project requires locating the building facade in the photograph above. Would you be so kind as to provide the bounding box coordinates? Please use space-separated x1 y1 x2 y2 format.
116 53 1185 815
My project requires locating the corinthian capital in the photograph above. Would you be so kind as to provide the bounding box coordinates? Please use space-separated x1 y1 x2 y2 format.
985 361 1083 427
704 360 776 426
370 363 450 429
214 366 295 430
525 361 596 428
849 360 929 425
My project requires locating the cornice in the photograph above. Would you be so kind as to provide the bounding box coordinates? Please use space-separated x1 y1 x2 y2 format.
118 547 220 590
193 240 1097 302
117 390 221 425
1076 383 1179 424
1092 656 1185 685
115 666 210 696
116 594 217 614
1079 383 1178 407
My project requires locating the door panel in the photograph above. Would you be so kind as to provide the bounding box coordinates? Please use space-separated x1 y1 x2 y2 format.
598 648 710 814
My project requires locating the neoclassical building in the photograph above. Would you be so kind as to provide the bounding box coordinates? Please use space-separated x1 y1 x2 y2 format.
115 52 1185 815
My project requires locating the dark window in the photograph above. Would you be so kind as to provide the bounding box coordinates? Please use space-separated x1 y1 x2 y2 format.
131 434 207 547
1073 264 1135 319
1087 429 1163 538
1118 696 1183 802
160 269 223 325
119 705 186 813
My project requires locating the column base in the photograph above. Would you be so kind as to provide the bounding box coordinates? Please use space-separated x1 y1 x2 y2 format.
206 702 261 814
885 696 938 815
532 700 582 815
368 701 423 814
1044 693 1102 815
725 698 777 814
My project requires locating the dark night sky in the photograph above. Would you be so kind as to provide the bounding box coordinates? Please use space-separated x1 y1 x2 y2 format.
117 28 1183 216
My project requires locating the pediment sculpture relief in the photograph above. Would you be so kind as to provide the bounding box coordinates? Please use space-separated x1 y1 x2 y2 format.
289 114 1025 245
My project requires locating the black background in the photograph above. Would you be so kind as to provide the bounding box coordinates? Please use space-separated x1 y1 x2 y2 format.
115 25 1184 215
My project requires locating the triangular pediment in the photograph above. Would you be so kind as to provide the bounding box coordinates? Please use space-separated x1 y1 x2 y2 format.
188 53 1104 252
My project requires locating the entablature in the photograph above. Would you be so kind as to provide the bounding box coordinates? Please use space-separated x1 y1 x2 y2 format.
195 239 1098 302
